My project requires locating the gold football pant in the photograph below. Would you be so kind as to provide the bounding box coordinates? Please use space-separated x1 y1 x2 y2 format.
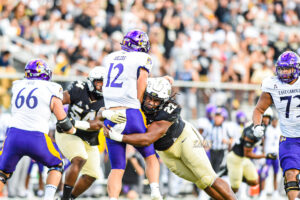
157 122 217 189
55 132 101 179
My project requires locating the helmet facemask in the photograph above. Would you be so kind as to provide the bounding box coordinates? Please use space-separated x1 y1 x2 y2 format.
142 77 172 114
142 92 167 114
87 67 105 99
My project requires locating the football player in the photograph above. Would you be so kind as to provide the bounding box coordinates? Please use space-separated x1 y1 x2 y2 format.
55 66 125 200
106 77 237 200
226 115 277 193
252 51 300 200
0 59 75 200
102 30 162 200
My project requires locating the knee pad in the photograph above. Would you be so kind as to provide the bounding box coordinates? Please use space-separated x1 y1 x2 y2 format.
0 171 11 184
195 175 215 189
48 162 64 174
284 174 300 194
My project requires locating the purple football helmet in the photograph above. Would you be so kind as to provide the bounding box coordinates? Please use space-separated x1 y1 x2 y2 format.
25 59 52 81
276 51 300 83
214 107 227 119
236 110 247 125
205 104 216 121
121 29 150 53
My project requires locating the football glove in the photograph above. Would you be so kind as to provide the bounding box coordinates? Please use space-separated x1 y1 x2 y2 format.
253 125 264 137
102 110 126 124
266 153 277 160
107 127 123 142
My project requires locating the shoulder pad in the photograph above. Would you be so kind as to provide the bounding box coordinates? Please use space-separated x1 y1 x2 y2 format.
261 76 277 93
47 82 63 100
155 101 180 122
137 53 152 73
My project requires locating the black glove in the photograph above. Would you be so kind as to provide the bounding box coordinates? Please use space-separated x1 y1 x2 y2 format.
56 118 75 133
266 153 277 160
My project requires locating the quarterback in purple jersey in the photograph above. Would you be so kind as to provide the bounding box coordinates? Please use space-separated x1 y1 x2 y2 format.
0 59 75 200
252 51 300 200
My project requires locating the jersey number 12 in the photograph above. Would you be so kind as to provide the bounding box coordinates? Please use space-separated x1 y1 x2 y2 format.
106 63 124 88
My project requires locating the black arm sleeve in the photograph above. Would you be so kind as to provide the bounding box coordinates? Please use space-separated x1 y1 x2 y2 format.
56 116 73 132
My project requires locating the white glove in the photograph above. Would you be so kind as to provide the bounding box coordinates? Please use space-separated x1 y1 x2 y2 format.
253 125 264 137
108 127 123 142
102 110 126 123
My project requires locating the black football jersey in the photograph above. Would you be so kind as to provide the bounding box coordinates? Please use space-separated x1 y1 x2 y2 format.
67 81 104 145
146 99 185 151
232 124 263 157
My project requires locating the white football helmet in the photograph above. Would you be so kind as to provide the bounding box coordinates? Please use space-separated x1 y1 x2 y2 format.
143 77 172 113
87 66 105 98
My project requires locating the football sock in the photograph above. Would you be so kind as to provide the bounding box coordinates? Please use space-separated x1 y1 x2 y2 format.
62 184 73 200
150 182 162 198
44 184 57 200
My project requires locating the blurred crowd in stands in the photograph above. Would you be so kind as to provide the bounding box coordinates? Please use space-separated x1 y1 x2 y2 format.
0 0 300 119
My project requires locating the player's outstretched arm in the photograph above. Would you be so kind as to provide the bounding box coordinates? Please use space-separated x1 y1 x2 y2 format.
107 120 172 146
137 68 148 103
52 96 76 134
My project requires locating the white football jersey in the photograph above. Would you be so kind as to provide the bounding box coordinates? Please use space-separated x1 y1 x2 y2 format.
261 76 300 137
103 50 152 109
9 79 63 133
264 124 281 154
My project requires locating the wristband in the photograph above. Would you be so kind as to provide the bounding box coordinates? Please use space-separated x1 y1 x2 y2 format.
74 120 90 130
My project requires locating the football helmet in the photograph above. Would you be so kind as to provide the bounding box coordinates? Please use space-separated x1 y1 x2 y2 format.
142 77 172 114
121 29 150 53
25 59 52 81
236 110 247 125
215 107 228 119
276 51 300 83
87 66 105 98
205 104 216 121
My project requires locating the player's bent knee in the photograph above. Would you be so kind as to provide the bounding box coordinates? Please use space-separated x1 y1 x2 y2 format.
232 187 239 193
284 171 300 194
247 179 259 186
0 171 12 184
48 162 64 174
195 175 215 189
71 156 87 167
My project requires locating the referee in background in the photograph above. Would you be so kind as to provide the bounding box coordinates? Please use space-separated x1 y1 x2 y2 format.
207 107 234 172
